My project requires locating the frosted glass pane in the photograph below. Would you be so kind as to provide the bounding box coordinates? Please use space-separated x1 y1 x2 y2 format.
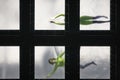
80 46 110 79
80 0 110 30
0 46 19 79
35 0 65 30
35 46 65 79
0 0 19 30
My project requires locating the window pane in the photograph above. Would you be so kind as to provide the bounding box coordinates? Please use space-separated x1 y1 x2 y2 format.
35 0 65 30
0 0 19 30
80 0 110 30
35 46 65 79
0 46 19 79
80 46 110 79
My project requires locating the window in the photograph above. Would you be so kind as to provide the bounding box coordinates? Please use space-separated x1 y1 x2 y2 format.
0 0 118 80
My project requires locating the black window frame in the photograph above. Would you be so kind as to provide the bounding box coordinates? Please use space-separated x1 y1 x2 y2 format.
0 0 118 80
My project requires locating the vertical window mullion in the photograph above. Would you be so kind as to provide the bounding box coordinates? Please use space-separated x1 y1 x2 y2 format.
20 0 30 79
20 0 34 80
65 0 79 80
65 0 79 31
111 45 117 80
65 46 79 80
29 0 34 79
